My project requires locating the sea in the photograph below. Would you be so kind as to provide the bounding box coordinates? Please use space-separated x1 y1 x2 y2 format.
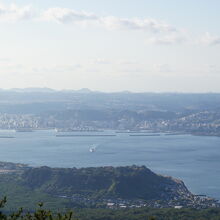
0 129 220 200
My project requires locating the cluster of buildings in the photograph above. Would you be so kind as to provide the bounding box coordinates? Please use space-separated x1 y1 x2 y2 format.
0 110 220 136
57 193 220 209
137 112 220 136
0 114 40 129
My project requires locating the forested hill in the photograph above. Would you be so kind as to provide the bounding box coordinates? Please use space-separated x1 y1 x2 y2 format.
0 163 218 210
21 165 190 201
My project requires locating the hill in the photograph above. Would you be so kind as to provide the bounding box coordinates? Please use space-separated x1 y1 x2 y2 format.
21 165 191 201
0 163 218 210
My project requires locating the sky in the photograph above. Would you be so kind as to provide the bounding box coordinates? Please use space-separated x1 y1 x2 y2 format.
0 0 220 92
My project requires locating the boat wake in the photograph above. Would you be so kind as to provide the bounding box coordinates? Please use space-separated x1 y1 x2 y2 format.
89 144 99 153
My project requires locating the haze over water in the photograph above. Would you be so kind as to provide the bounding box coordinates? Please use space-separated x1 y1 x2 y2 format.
0 130 220 200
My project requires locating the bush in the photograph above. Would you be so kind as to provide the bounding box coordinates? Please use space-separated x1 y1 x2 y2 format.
0 197 75 220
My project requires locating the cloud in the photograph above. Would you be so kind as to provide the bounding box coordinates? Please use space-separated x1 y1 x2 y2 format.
0 57 11 62
146 31 220 46
43 7 220 47
90 58 111 65
32 64 82 74
154 64 173 73
42 7 98 24
0 3 219 47
100 16 177 33
146 34 187 45
118 60 139 65
206 65 220 75
0 4 33 22
198 32 220 45
42 7 177 33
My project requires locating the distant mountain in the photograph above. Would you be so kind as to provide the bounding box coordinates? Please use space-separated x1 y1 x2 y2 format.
74 88 94 93
7 87 95 94
9 87 56 93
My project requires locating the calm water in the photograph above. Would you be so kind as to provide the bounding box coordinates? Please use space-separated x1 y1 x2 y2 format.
0 130 220 200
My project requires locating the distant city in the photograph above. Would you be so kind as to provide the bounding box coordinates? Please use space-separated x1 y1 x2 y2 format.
0 89 219 136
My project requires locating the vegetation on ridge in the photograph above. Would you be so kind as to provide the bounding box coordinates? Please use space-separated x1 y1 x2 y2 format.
0 164 192 211
21 165 190 201
0 163 218 212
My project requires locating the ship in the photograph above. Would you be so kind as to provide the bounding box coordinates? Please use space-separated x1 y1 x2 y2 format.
89 145 97 153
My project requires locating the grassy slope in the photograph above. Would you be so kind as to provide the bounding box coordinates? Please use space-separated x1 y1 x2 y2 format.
0 173 69 212
22 166 188 200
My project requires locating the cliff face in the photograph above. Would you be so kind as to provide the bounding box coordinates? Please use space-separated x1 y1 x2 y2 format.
22 165 192 201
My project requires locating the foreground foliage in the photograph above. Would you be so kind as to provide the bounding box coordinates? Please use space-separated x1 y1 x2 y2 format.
1 198 220 220
75 207 220 220
0 198 75 220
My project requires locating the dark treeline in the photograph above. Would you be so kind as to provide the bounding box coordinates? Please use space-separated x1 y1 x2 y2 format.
1 198 220 220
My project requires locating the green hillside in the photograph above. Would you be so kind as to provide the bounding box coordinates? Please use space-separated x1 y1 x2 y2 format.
21 165 190 201
0 163 217 211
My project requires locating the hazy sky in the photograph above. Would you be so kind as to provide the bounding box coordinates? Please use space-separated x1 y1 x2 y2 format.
0 0 220 92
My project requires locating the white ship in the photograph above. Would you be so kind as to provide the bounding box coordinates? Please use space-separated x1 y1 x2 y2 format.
89 145 97 153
